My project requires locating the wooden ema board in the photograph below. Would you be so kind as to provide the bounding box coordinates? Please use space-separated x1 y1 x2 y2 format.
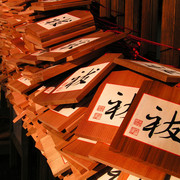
89 142 167 180
7 76 39 94
114 58 180 83
76 70 151 144
110 80 180 178
37 30 126 62
18 50 48 65
25 10 95 48
62 137 97 161
38 96 91 132
22 48 106 83
40 134 70 176
63 164 106 180
32 53 122 106
61 151 98 171
31 0 91 11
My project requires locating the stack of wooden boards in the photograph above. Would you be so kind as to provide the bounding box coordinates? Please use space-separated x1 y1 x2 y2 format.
1 0 180 179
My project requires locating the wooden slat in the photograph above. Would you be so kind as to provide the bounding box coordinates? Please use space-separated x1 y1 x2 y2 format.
124 0 140 35
160 0 180 67
114 58 180 83
30 0 91 11
89 142 167 180
38 96 91 132
140 0 159 59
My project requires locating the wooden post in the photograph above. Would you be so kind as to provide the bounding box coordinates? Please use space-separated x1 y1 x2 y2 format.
160 0 180 67
141 0 160 59
124 0 140 35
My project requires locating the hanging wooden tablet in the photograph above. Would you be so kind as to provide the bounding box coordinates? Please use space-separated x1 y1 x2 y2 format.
114 58 180 83
22 49 105 83
25 10 95 48
37 30 126 62
110 80 180 178
7 75 39 94
30 0 91 11
18 49 48 65
88 142 167 180
32 53 122 106
40 134 70 176
61 151 98 171
62 137 97 161
66 32 127 62
60 152 87 175
76 70 151 144
38 95 91 132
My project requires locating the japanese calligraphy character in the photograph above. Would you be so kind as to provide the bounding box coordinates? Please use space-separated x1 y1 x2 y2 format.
45 17 72 27
107 169 121 180
64 68 100 89
155 110 180 143
105 92 136 120
142 105 162 138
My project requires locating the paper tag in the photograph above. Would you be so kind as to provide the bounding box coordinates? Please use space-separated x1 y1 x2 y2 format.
51 38 99 53
52 104 79 117
78 137 97 144
61 155 68 164
17 77 31 86
37 13 80 30
124 93 180 156
53 62 110 93
133 61 180 76
88 84 139 127
97 168 120 180
44 87 55 94
32 50 48 56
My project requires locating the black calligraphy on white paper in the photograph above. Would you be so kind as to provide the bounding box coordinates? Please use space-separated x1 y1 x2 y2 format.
134 61 180 76
53 62 109 93
124 93 180 156
88 84 139 127
52 38 99 53
37 13 80 30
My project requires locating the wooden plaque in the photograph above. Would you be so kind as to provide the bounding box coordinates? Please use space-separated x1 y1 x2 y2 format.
89 142 167 180
25 10 95 47
22 48 105 83
32 53 122 106
38 96 91 132
110 80 180 177
30 0 91 11
62 137 97 161
76 70 151 144
18 50 48 65
7 76 39 94
37 30 126 62
114 58 180 82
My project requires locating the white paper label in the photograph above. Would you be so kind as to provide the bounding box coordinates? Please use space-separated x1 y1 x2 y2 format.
44 86 55 94
88 84 139 127
124 93 180 156
61 155 68 164
78 137 97 144
53 62 110 93
17 77 31 86
37 13 80 30
52 104 79 117
133 61 180 76
97 168 121 180
51 38 99 53
32 50 48 56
